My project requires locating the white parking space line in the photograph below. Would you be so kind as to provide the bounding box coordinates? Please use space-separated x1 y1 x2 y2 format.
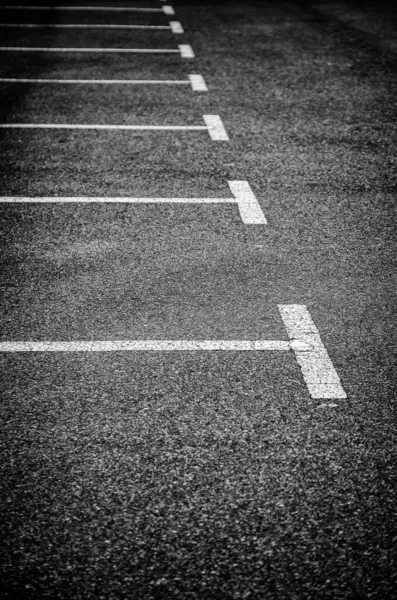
278 305 347 399
0 307 345 400
0 341 291 352
0 5 170 12
0 115 227 141
0 23 184 32
189 74 208 91
0 76 207 90
203 115 229 140
0 180 265 224
0 44 194 57
0 46 189 55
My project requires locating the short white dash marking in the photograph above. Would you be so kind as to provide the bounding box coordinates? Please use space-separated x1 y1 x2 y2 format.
170 21 184 34
0 340 291 352
179 44 194 58
0 47 180 54
203 114 229 141
278 305 347 399
189 74 207 91
228 180 267 224
162 5 175 15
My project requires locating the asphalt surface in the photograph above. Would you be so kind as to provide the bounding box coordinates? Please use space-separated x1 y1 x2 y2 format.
0 0 396 598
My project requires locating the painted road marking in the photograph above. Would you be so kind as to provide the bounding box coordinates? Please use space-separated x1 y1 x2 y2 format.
278 305 347 399
0 22 184 32
0 45 193 57
0 5 173 13
189 74 208 91
0 306 345 400
0 115 227 141
0 180 264 224
0 75 207 91
0 341 292 352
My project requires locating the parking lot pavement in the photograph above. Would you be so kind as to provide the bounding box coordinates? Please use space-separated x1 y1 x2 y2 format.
0 1 396 598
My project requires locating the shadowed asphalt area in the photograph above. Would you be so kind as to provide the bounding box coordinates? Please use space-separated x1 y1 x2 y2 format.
0 0 396 598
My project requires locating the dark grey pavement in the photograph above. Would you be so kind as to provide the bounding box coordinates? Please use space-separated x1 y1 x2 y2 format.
0 1 396 598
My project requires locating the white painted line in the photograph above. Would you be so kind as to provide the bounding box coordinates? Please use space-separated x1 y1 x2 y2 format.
0 180 266 225
0 5 164 11
163 5 175 15
0 23 172 29
0 78 191 85
0 47 180 54
179 44 194 58
170 21 184 34
0 123 207 131
278 305 347 399
189 74 208 91
203 114 229 141
0 341 291 352
0 115 229 141
228 181 267 224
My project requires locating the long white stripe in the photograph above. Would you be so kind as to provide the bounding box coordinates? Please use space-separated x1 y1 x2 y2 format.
0 115 229 141
0 78 191 85
0 124 207 130
0 23 171 29
278 305 347 399
0 5 164 11
0 47 179 53
0 180 266 225
0 340 291 352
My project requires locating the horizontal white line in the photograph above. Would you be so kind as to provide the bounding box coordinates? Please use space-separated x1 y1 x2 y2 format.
0 340 292 352
0 47 180 53
0 180 266 225
0 114 227 140
0 197 234 203
0 23 171 29
0 124 207 130
0 5 164 11
0 78 190 84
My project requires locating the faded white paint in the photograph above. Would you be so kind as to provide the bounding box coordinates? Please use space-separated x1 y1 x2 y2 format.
179 44 194 58
203 115 229 141
189 74 208 91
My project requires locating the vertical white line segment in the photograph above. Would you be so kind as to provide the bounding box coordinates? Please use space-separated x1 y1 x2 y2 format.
228 181 267 224
179 44 194 58
189 74 207 91
278 305 347 399
170 21 184 34
203 115 229 141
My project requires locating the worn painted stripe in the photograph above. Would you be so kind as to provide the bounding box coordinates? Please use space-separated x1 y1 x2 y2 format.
189 74 207 91
0 47 180 53
203 114 229 141
163 5 175 15
0 340 291 352
0 23 171 29
0 5 164 11
278 305 347 399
